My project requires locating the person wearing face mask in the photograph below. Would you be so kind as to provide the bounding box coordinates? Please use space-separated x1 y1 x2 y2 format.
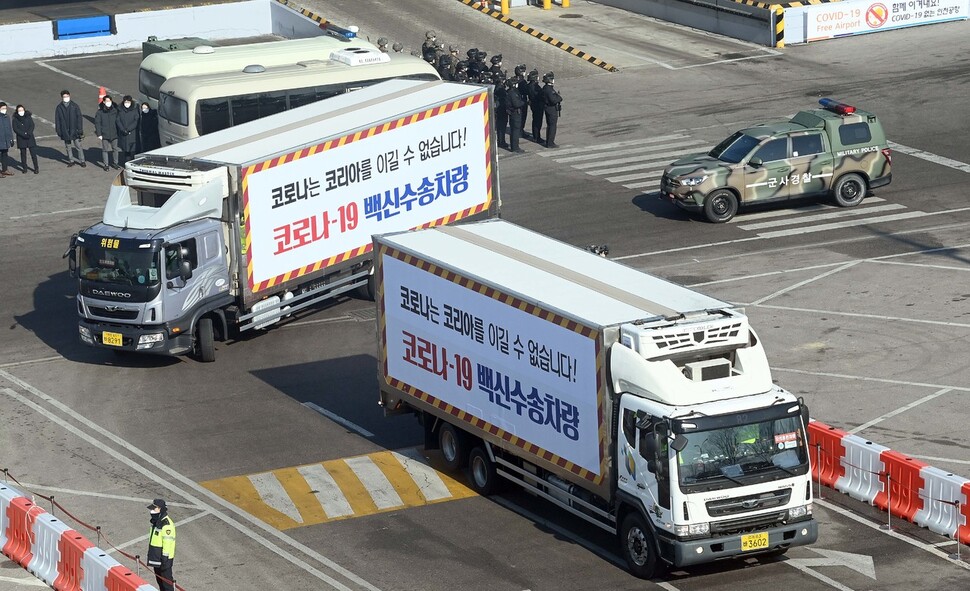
116 95 140 166
55 90 85 167
0 102 13 177
146 499 176 591
12 105 39 174
94 94 121 170
137 102 161 153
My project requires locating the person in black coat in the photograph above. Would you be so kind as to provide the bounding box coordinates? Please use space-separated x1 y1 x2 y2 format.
54 89 85 167
117 95 140 166
540 72 562 149
12 105 39 174
0 103 13 176
505 78 525 154
94 95 120 171
138 102 161 152
492 73 509 150
526 70 544 144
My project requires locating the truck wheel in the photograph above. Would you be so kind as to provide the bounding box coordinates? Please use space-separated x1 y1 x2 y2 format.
703 190 738 223
467 446 499 496
354 270 377 301
194 317 216 363
438 423 467 471
833 173 866 207
620 512 658 579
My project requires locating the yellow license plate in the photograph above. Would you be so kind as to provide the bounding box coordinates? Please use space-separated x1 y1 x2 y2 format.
741 532 769 551
102 331 123 347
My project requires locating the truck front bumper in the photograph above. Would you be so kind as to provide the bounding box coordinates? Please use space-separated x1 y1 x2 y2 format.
664 518 818 567
78 319 193 356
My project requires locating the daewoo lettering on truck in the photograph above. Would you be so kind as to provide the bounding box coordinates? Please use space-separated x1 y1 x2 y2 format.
374 220 817 577
66 79 499 361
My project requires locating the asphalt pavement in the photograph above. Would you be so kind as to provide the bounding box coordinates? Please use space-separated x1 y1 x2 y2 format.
1 2 970 591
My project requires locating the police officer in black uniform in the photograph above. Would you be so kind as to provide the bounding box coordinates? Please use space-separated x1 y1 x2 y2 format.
489 54 505 78
526 70 544 144
513 65 529 136
454 61 469 83
506 78 526 154
493 72 509 149
540 72 562 148
437 54 453 80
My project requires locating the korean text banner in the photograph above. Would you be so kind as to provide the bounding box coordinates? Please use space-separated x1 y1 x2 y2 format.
806 0 968 41
243 93 490 292
382 255 602 475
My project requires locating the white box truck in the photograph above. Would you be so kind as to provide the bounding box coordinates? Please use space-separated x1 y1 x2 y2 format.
66 79 498 361
375 220 817 578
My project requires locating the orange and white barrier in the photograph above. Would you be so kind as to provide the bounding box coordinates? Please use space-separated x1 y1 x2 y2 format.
808 421 970 545
0 482 155 591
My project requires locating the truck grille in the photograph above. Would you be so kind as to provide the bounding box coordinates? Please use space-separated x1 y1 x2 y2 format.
710 510 787 535
651 322 744 351
707 489 791 517
89 306 139 320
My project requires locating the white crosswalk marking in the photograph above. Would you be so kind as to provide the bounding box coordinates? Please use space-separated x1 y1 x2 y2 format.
559 139 703 164
727 197 886 222
248 472 304 523
345 456 404 510
534 134 691 157
756 210 931 238
577 149 704 173
738 203 907 230
392 449 452 502
297 464 355 519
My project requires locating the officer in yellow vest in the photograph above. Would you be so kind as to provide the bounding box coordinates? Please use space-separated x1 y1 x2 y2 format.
147 498 176 591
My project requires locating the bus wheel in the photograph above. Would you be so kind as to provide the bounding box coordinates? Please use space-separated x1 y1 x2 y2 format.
620 512 658 579
194 317 216 363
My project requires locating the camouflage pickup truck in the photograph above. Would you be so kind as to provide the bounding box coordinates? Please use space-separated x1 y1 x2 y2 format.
661 99 893 223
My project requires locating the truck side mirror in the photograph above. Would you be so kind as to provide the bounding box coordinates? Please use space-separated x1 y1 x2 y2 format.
799 398 811 428
670 434 688 453
748 156 763 168
64 234 78 278
179 260 193 281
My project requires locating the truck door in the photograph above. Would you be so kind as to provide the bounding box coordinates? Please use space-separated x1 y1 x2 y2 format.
743 137 791 203
789 131 833 198
617 398 672 522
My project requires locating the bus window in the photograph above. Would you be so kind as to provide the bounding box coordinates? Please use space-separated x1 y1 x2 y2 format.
259 91 287 118
158 93 189 127
230 95 260 126
198 98 230 135
288 85 344 109
139 69 166 102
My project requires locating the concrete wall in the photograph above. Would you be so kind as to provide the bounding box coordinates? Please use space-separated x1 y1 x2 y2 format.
595 0 774 46
270 0 327 39
1 0 274 61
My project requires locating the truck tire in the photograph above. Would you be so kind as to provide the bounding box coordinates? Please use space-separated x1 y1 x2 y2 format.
438 423 467 471
467 446 499 496
354 269 377 301
194 317 216 363
833 173 866 207
703 190 738 223
620 512 658 579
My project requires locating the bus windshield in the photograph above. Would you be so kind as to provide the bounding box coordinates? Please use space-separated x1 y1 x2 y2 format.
159 93 189 127
677 415 808 491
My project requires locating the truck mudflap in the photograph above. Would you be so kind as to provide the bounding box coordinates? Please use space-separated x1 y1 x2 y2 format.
662 518 818 567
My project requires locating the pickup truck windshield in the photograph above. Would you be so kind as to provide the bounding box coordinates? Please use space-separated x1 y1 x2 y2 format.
677 415 808 490
79 244 160 286
708 132 761 164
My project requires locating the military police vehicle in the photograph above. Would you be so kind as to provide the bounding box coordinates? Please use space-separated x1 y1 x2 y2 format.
661 99 892 223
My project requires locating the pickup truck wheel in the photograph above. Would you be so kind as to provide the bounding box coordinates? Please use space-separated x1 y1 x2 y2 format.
438 423 467 471
467 447 498 496
194 317 216 363
833 173 866 207
703 190 738 223
620 512 658 579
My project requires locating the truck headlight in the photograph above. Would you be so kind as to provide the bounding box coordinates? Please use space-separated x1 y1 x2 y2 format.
137 332 165 349
78 325 93 344
679 175 708 187
674 522 710 537
788 503 812 519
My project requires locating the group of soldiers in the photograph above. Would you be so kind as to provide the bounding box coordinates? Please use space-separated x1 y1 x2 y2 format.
376 31 563 151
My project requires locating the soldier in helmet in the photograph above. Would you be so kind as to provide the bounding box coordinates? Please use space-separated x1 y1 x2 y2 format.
466 48 482 78
513 64 529 137
493 72 509 149
448 46 460 79
377 37 389 53
422 31 438 63
489 54 505 78
437 54 453 81
392 42 404 53
541 72 562 148
505 78 526 154
454 61 469 83
526 69 544 144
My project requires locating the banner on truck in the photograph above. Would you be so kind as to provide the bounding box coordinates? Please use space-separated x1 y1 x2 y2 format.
805 0 969 41
241 91 493 294
380 251 607 479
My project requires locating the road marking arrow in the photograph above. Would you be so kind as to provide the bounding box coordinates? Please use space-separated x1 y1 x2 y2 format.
785 548 876 591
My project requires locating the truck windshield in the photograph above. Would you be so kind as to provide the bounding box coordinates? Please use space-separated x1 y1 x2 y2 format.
677 416 808 490
708 132 761 164
79 244 161 286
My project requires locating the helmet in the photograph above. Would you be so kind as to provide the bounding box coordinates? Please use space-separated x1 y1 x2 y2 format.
467 48 478 58
490 54 502 65
477 50 487 61
436 41 445 50
426 30 436 40
377 37 388 46
514 64 526 75
544 71 555 83
504 78 517 90
456 60 467 72
528 69 539 81
449 45 458 53
438 55 452 67
392 42 404 52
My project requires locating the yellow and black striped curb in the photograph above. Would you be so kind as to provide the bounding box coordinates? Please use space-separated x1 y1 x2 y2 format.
273 0 329 26
456 0 619 73
733 0 842 8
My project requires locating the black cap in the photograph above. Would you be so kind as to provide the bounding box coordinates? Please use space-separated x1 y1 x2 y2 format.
61 90 70 96
147 498 167 510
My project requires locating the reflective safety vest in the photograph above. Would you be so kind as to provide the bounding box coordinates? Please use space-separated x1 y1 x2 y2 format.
147 515 176 566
